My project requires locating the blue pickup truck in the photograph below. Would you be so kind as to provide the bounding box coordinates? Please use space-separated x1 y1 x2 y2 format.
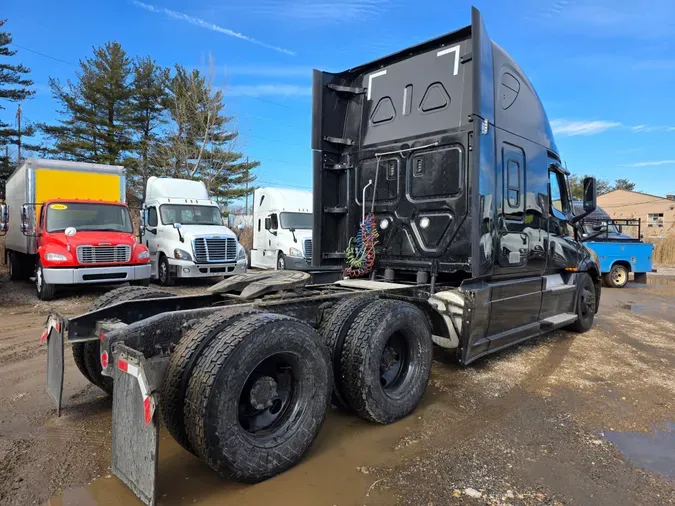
575 203 654 288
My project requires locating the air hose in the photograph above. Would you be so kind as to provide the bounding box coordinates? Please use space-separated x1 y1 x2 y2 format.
344 213 378 278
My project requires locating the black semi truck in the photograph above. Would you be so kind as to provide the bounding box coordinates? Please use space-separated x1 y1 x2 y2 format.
41 8 600 505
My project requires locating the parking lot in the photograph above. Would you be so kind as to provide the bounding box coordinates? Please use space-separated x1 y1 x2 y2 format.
1 270 675 506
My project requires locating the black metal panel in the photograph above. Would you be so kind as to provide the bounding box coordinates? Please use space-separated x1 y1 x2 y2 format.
111 348 160 506
46 325 64 416
312 18 474 275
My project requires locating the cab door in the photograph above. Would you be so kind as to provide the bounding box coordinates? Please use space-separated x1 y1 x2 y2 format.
142 206 160 276
546 168 585 272
263 213 279 268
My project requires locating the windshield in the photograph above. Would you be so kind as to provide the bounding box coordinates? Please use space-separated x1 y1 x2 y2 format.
46 203 133 233
160 204 223 226
279 212 312 229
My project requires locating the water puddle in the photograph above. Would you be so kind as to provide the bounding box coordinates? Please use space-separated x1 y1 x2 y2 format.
604 423 675 479
48 404 429 505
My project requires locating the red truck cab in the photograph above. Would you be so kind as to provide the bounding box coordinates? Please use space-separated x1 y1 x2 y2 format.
34 199 151 300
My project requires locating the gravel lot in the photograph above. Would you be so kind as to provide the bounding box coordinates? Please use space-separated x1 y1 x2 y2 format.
1 268 674 505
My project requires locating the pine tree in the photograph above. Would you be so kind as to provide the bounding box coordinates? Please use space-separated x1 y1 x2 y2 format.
0 19 35 185
157 64 258 205
128 57 170 201
41 42 133 165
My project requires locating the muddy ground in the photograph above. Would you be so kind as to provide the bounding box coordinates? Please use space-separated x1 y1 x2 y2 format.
1 270 674 506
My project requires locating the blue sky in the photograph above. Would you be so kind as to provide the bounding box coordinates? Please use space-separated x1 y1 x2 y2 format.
3 0 675 196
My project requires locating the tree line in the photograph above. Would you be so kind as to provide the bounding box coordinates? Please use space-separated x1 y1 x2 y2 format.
0 20 257 205
568 175 636 201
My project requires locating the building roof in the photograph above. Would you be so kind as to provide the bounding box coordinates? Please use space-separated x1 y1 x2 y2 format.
599 189 671 202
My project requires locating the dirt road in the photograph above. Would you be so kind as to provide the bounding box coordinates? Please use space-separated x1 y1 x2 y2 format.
1 272 674 505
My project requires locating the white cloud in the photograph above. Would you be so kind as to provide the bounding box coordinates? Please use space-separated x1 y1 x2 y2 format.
248 0 388 22
628 160 675 167
550 119 622 136
221 65 314 78
631 125 675 133
552 119 675 136
223 84 312 97
130 1 296 56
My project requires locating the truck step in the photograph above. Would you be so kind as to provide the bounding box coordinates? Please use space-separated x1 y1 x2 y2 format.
540 313 578 330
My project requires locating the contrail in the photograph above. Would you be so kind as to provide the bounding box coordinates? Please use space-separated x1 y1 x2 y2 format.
131 1 296 56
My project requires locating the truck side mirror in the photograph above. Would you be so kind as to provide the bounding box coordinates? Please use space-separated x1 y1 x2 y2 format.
20 204 31 235
583 177 597 212
0 204 7 234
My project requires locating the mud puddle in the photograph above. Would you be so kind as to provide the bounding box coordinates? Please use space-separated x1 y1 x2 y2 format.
604 423 675 479
48 404 429 506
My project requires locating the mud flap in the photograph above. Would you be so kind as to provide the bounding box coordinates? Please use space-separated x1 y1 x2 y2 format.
44 313 66 416
111 345 168 506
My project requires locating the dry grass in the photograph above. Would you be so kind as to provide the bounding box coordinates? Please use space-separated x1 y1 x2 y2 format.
646 237 675 265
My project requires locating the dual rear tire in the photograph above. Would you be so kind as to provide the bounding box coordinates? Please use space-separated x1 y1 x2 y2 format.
73 286 176 395
320 297 433 424
161 311 331 482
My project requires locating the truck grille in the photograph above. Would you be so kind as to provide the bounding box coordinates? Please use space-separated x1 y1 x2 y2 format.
303 239 312 261
77 245 131 264
193 237 237 263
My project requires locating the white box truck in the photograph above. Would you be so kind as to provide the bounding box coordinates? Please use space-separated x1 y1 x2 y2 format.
251 187 313 270
141 177 246 285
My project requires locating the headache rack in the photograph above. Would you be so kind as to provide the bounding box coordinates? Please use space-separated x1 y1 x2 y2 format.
580 217 642 242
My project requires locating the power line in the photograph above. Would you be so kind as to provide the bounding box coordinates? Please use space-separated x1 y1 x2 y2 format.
10 43 76 66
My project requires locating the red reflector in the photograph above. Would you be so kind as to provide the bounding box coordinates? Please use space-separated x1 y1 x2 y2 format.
143 396 152 425
99 332 105 342
55 321 61 332
118 359 129 372
40 330 48 344
101 351 109 369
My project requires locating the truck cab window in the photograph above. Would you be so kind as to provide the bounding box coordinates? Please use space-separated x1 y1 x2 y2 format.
549 171 567 221
148 207 158 227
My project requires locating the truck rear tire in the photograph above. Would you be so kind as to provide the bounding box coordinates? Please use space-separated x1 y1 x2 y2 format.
319 295 379 410
340 299 433 424
35 260 56 301
77 286 176 395
161 307 262 454
184 313 331 482
604 264 629 288
568 273 596 333
8 251 26 281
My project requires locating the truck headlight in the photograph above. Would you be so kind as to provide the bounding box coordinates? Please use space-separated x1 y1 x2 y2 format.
289 247 303 258
237 247 246 261
137 250 150 260
45 252 67 262
174 248 192 261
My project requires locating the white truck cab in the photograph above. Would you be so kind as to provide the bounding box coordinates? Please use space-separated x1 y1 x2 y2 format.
251 188 313 270
141 177 246 285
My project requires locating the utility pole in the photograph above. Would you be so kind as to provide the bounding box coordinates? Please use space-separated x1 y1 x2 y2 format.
16 104 22 164
245 157 249 215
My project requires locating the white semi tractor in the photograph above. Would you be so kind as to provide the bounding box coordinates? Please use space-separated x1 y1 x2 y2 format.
250 187 313 270
141 177 247 285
